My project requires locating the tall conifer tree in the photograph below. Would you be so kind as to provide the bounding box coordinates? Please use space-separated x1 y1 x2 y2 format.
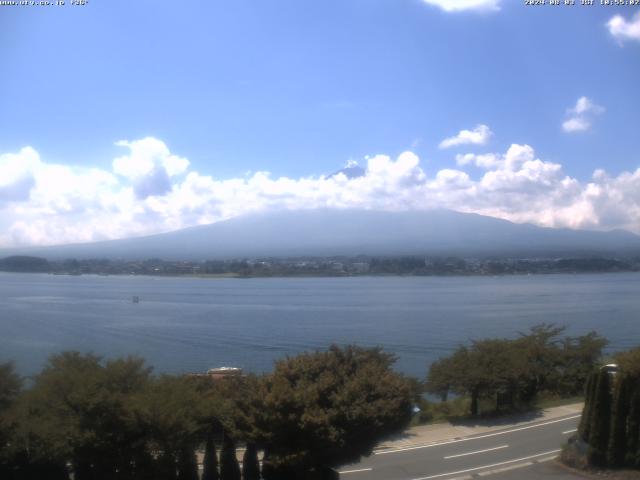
202 433 220 480
588 370 612 467
625 388 640 467
578 371 597 442
177 447 199 480
608 375 631 467
242 443 260 480
220 434 241 480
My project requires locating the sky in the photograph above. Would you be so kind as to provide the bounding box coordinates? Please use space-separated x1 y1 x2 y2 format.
1 0 639 246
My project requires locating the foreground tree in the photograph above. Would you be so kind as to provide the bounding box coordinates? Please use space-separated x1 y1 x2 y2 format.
5 352 223 480
0 362 21 411
615 347 640 376
254 345 416 478
426 340 524 415
201 432 220 480
424 354 458 402
426 345 483 415
219 434 241 480
515 324 565 402
571 346 640 470
578 371 598 443
132 374 209 480
557 331 608 396
426 325 607 416
615 346 640 467
587 369 612 467
607 374 631 467
3 353 155 480
242 443 260 480
177 447 199 480
0 363 23 479
625 388 640 468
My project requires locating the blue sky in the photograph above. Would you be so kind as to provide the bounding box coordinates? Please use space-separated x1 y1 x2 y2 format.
1 0 639 246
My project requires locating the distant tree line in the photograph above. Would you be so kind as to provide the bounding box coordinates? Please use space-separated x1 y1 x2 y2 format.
426 324 607 416
577 346 640 469
0 346 416 480
0 256 50 273
0 255 638 276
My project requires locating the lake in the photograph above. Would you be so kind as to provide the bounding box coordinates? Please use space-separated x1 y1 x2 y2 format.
1 272 639 378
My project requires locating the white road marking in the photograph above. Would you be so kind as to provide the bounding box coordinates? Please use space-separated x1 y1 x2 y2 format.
477 461 533 476
535 455 560 463
339 468 373 474
562 428 577 434
477 454 557 477
410 449 561 480
375 415 580 455
444 444 509 459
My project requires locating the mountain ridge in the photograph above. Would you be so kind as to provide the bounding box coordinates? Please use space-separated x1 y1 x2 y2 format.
2 209 640 260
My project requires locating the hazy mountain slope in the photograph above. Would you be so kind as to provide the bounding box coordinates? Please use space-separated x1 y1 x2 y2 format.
2 209 640 260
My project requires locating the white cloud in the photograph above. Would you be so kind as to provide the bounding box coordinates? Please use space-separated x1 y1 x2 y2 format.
421 0 500 12
562 117 591 133
562 97 605 133
3 137 640 247
455 152 500 169
113 137 189 178
607 13 640 44
113 137 189 199
439 124 493 149
0 147 39 204
571 97 605 116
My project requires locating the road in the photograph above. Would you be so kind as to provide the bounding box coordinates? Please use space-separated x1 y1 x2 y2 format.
487 461 589 480
339 413 581 480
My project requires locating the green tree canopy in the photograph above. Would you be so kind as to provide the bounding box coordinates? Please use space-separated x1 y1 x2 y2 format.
0 362 21 411
253 345 416 477
426 324 607 416
0 363 22 478
7 352 156 479
615 346 640 377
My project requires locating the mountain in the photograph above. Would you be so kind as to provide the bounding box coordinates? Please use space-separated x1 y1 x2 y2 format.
3 209 640 260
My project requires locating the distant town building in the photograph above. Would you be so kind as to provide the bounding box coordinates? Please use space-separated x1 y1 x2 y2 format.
350 262 370 273
330 262 344 272
187 366 243 382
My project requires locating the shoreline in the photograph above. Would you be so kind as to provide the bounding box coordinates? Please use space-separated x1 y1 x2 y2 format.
0 269 636 279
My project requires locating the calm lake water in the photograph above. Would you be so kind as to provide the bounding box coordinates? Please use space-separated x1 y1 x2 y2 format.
1 272 639 378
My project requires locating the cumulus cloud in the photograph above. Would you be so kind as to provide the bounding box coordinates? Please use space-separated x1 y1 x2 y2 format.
607 13 640 44
2 136 640 247
113 137 189 199
455 152 500 169
562 97 605 133
0 147 39 204
562 117 591 133
439 124 493 149
421 0 500 12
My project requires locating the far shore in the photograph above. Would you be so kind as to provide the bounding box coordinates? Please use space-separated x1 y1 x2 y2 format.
0 269 639 280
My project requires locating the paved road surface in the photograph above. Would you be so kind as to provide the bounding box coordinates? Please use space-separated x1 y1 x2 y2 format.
339 413 581 480
487 461 589 480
